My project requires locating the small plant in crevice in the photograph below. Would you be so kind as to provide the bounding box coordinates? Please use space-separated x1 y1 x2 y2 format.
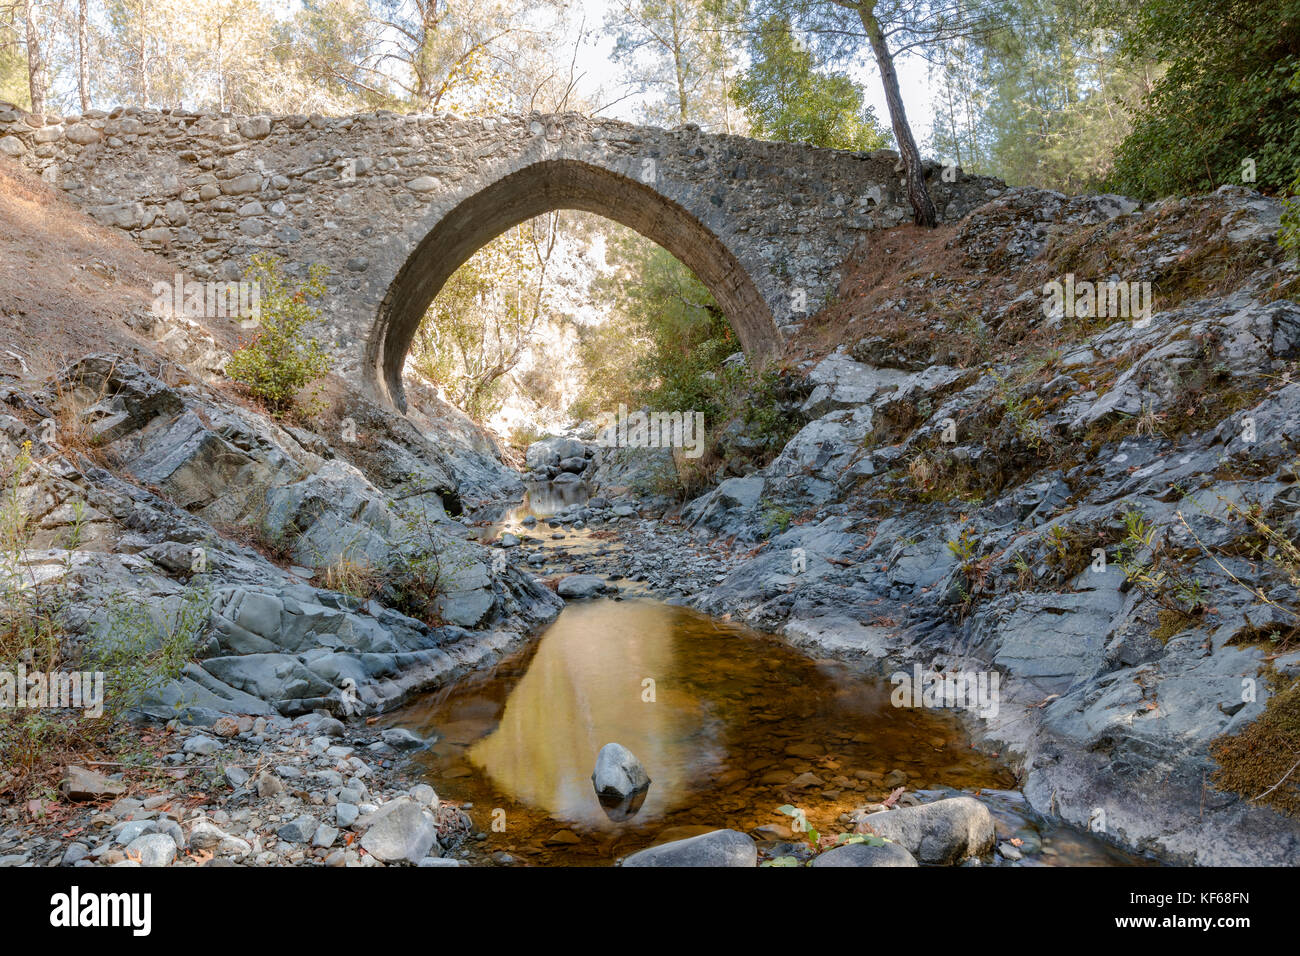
946 525 988 614
991 370 1049 454
320 552 384 602
946 525 979 567
762 504 795 536
1176 488 1300 651
1012 552 1035 589
383 504 477 628
1114 506 1207 626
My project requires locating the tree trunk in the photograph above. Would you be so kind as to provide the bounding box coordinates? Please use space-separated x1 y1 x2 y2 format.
858 5 937 227
671 1 688 122
139 19 149 105
23 0 48 114
77 0 89 112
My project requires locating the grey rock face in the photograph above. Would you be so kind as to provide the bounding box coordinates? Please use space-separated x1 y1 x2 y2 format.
622 829 757 867
683 474 767 538
586 443 677 496
968 589 1124 695
800 352 912 416
5 356 563 725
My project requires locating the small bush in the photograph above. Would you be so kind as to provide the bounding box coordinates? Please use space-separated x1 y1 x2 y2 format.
382 506 474 627
225 255 333 415
762 504 795 535
87 585 212 718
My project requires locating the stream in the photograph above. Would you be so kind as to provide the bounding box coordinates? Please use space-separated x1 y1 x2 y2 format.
389 486 1146 866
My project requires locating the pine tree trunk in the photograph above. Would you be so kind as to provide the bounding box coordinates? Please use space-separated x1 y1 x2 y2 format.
77 0 89 112
859 5 937 227
139 24 149 105
23 0 48 114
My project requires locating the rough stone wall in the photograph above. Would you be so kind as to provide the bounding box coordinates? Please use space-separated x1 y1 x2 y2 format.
0 103 1003 407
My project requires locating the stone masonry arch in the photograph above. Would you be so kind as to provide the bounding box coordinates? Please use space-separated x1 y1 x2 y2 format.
372 158 779 410
0 105 1003 409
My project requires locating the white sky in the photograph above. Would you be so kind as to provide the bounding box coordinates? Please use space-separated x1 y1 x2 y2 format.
564 0 940 150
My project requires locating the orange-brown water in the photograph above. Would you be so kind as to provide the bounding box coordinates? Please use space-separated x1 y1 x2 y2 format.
388 598 1066 865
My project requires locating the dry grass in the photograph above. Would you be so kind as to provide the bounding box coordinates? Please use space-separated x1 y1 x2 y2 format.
319 554 384 600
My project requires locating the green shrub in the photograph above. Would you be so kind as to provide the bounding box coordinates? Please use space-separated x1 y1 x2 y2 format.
1282 169 1300 267
762 504 795 535
1102 0 1300 199
225 255 333 415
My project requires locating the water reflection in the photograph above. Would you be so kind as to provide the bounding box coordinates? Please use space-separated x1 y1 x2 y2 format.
466 601 723 827
477 481 591 542
392 599 1028 860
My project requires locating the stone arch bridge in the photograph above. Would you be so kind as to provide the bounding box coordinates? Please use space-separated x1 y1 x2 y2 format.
1 104 1001 409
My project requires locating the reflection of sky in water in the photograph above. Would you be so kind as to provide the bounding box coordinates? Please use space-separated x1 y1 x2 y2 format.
477 481 591 541
391 600 1142 866
468 600 725 828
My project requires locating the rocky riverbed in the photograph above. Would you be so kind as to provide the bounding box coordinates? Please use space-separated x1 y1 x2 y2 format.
2 712 475 867
3 174 1299 867
483 184 1300 866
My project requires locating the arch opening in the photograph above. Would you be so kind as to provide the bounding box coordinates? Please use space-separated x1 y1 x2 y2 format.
369 159 780 411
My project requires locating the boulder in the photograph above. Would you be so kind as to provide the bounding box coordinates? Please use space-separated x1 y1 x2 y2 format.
557 574 608 599
380 728 426 750
810 841 918 867
592 742 651 821
359 798 439 864
276 814 318 843
857 797 995 865
525 436 588 470
61 766 127 802
124 833 177 867
622 829 756 867
188 820 233 851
